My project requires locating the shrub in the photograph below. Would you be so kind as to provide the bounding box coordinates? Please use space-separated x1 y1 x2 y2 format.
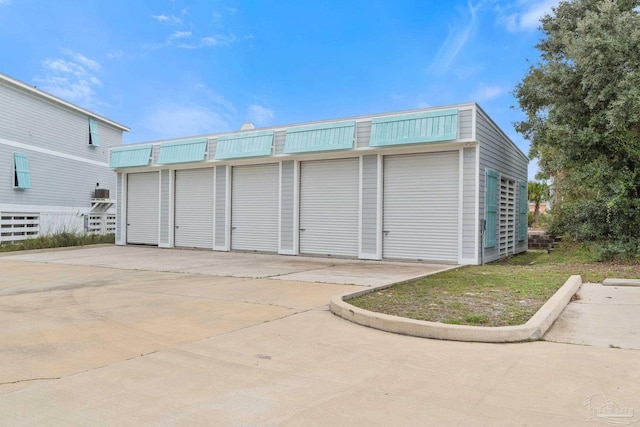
0 233 114 252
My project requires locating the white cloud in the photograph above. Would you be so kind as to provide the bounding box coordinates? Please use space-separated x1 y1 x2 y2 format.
177 34 238 49
471 83 506 102
246 104 275 126
152 14 182 25
429 1 480 74
170 30 192 39
35 50 103 109
499 0 560 32
142 104 232 139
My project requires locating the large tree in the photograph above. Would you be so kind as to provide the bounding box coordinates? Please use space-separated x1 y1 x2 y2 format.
514 0 640 258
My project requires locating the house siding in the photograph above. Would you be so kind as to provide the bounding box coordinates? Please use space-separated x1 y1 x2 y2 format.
214 165 227 249
159 169 171 246
0 80 122 163
477 107 528 263
116 172 123 244
356 121 372 149
360 155 378 256
458 108 473 140
280 160 295 252
0 75 126 239
462 146 477 261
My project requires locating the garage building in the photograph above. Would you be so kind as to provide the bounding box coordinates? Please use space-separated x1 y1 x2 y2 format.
110 103 528 265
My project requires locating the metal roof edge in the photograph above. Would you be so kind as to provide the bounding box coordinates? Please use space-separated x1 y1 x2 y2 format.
126 102 478 146
0 72 130 132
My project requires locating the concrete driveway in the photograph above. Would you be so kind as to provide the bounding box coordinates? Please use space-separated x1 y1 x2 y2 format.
1 246 639 426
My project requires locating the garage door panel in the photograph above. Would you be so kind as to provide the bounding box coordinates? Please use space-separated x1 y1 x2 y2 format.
300 158 359 257
127 172 159 245
231 163 279 252
175 168 214 249
383 152 459 261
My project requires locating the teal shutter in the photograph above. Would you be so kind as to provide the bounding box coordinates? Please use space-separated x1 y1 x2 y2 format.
485 169 498 248
518 180 527 241
89 118 100 147
157 139 208 164
109 145 153 168
14 152 31 189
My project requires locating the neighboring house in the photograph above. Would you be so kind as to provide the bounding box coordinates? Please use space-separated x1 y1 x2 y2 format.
110 103 527 265
529 201 550 214
0 73 129 243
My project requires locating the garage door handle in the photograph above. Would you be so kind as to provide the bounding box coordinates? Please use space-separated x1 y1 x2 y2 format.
127 223 130 226
231 227 236 230
175 226 179 229
383 230 390 235
300 228 306 232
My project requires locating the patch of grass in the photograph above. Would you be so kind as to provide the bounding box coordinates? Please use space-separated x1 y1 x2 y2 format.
349 242 640 327
0 232 114 253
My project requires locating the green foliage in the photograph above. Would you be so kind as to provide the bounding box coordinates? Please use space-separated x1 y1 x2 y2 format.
0 233 114 252
514 0 640 259
528 180 549 226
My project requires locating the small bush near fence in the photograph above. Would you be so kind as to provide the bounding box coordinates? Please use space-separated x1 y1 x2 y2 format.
0 232 115 252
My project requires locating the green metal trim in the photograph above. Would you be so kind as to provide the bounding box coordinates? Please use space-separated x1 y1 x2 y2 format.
89 118 100 147
370 109 458 147
283 121 355 154
13 152 31 189
485 169 498 248
109 145 153 168
518 180 528 241
157 139 208 164
215 130 274 160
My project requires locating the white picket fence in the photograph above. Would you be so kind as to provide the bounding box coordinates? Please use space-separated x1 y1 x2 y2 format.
87 213 116 235
0 213 40 243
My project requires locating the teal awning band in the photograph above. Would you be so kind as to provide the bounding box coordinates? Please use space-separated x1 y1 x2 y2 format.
215 131 274 160
14 152 31 189
157 139 208 164
369 109 458 147
89 118 100 147
109 145 153 168
284 121 355 154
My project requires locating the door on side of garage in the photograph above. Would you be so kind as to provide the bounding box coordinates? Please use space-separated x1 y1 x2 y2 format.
299 158 359 257
174 168 214 249
383 151 459 262
127 171 159 245
231 163 279 252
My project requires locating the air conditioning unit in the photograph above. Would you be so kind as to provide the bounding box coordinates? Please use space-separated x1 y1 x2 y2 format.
94 188 110 199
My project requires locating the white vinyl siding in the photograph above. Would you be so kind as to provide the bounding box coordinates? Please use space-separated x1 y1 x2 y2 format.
126 172 159 245
477 107 529 262
279 161 296 252
383 151 459 262
299 158 359 256
174 168 214 249
231 163 279 252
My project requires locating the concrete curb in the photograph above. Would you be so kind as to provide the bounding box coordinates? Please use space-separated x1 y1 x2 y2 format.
0 243 114 257
330 275 582 343
603 278 640 287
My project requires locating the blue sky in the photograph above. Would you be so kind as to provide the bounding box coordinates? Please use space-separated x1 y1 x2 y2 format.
1 0 560 178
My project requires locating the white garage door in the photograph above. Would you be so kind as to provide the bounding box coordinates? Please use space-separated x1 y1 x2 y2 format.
231 163 279 252
383 151 459 262
127 172 159 245
174 168 214 249
300 158 359 256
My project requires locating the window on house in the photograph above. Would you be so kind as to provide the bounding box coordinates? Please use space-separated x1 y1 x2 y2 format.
13 152 31 189
89 118 100 147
